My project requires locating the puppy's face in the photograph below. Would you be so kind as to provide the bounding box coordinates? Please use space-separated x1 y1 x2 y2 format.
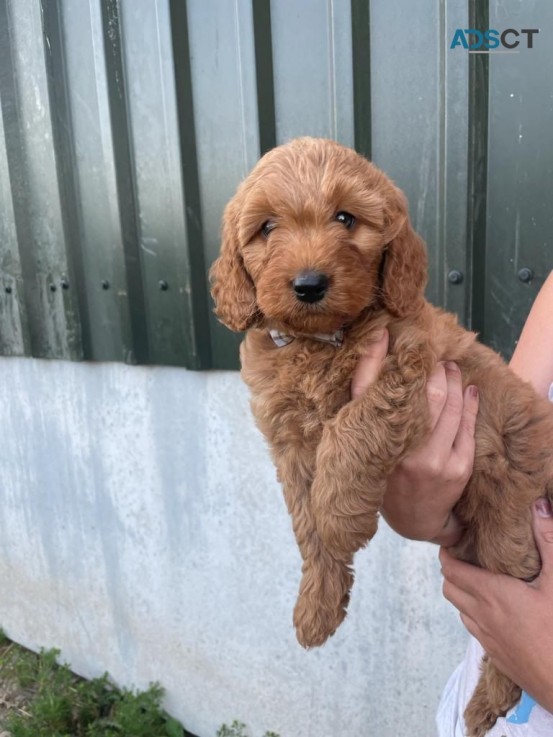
239 142 390 333
211 138 427 333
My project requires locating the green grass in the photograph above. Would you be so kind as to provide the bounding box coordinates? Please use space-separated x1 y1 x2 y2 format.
0 635 193 737
216 721 279 737
0 633 280 737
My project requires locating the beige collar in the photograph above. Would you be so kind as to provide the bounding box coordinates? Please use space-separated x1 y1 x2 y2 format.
268 328 344 348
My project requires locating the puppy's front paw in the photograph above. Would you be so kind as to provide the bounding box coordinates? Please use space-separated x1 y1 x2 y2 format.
293 586 348 648
292 555 353 648
293 601 340 648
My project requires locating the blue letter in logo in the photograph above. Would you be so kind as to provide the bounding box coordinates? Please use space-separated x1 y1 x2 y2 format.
450 29 468 49
484 29 500 49
465 29 484 50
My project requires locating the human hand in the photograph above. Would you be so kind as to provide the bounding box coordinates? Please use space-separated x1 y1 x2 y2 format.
351 331 479 546
440 498 553 712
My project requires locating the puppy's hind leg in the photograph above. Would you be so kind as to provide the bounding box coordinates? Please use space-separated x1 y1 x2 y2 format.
464 656 521 737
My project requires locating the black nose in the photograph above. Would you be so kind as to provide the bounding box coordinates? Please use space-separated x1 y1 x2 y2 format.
293 271 329 303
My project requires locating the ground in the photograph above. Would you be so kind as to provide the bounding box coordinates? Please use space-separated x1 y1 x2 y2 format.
0 640 33 734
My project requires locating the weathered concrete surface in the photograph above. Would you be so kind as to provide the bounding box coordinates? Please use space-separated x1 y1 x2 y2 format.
0 357 466 737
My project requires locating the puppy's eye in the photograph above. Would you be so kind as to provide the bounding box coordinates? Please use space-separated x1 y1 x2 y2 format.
335 211 356 229
261 220 276 238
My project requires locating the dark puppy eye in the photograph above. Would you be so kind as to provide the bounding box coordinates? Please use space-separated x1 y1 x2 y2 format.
261 220 276 238
335 211 356 229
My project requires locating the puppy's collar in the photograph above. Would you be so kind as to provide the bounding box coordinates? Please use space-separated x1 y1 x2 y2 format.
269 328 344 348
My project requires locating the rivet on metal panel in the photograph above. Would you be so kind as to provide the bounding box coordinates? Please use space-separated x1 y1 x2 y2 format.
447 270 464 285
101 280 110 290
159 280 169 291
517 267 534 284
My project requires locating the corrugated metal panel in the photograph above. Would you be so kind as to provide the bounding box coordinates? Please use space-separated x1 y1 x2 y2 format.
485 0 553 355
185 0 260 368
370 0 470 320
0 0 551 368
0 0 83 360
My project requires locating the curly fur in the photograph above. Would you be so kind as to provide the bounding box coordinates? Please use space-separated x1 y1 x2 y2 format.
209 137 553 737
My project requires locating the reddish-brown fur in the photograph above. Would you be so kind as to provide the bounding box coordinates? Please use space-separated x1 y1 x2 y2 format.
209 137 553 737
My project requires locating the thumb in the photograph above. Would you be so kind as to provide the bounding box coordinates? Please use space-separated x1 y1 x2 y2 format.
351 329 389 399
532 498 553 580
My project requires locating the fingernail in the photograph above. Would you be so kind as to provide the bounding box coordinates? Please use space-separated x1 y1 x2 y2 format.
468 385 479 399
535 498 552 518
445 361 459 372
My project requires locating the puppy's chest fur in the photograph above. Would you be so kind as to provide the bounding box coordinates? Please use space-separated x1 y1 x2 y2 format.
240 328 362 451
240 307 455 450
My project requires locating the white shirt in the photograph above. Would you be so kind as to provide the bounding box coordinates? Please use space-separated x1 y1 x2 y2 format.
436 637 553 736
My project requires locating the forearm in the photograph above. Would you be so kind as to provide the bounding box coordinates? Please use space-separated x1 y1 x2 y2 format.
509 271 553 397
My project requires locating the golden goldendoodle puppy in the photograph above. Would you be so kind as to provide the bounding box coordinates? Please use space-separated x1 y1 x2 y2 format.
210 136 553 737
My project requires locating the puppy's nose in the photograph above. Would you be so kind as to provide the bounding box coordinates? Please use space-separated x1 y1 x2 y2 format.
293 271 329 303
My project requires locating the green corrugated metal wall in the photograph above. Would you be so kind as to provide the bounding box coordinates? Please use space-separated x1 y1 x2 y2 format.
0 0 551 369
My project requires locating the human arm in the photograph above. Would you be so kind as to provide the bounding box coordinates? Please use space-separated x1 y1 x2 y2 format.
509 270 553 395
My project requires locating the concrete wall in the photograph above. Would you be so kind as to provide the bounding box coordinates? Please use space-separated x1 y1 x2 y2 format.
0 357 467 737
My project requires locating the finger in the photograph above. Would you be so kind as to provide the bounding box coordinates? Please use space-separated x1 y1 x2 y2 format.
433 362 465 440
442 575 476 616
430 513 465 548
415 362 464 466
448 385 479 481
351 329 389 398
532 498 553 583
439 547 499 599
452 385 479 452
424 363 448 433
459 612 483 643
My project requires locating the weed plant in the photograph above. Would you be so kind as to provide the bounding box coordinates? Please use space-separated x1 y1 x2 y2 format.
0 633 280 737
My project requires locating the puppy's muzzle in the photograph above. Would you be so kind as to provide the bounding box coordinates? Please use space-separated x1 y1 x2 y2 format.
293 271 329 304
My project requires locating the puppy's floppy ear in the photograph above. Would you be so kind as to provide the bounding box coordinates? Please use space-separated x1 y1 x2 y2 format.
380 186 428 318
209 195 259 332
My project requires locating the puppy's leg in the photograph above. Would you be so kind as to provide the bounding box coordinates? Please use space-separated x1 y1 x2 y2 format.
293 537 354 648
311 352 431 559
464 656 521 737
277 450 354 648
452 473 542 736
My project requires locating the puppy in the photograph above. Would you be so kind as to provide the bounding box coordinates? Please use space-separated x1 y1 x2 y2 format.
209 137 553 737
